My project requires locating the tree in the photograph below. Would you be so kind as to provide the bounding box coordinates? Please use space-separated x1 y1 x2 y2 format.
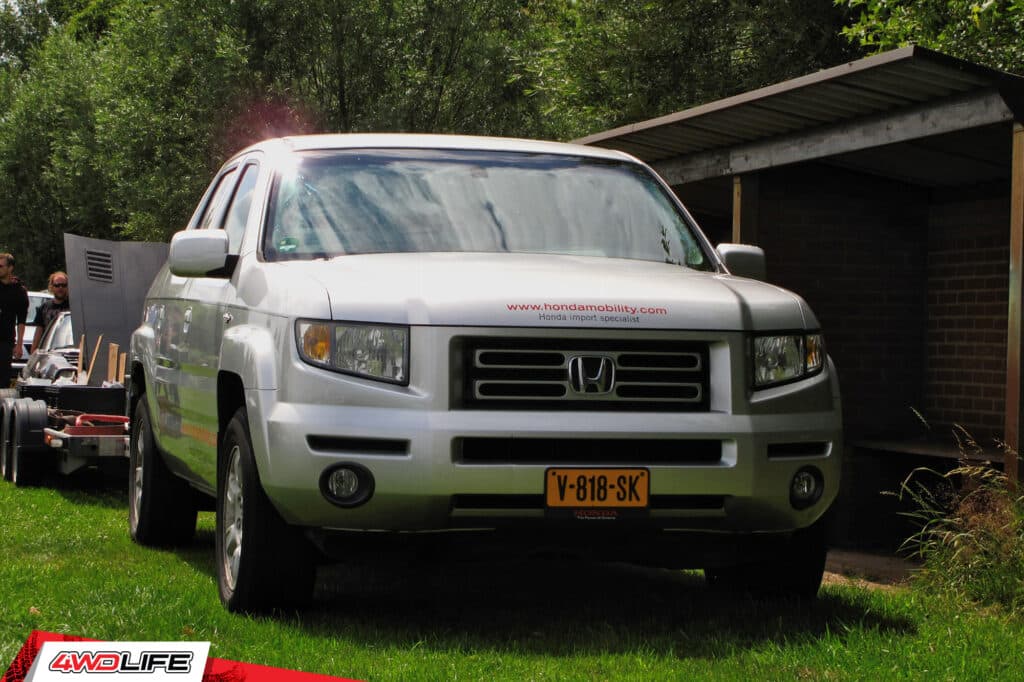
88 0 250 241
232 0 546 136
515 0 864 139
841 0 1024 73
0 32 103 287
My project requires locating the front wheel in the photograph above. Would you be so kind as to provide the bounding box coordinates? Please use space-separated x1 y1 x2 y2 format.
128 396 197 545
216 408 314 613
704 524 827 599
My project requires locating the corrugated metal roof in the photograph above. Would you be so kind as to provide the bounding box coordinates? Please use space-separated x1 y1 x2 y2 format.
576 46 1024 182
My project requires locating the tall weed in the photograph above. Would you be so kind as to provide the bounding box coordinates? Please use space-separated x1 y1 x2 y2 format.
895 429 1024 611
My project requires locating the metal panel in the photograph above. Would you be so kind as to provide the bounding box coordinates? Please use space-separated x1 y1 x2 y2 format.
63 234 168 385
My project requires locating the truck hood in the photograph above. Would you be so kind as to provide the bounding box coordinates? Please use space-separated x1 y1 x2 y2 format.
281 252 816 331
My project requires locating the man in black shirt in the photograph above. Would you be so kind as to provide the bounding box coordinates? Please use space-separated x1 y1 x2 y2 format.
30 270 70 353
0 253 28 387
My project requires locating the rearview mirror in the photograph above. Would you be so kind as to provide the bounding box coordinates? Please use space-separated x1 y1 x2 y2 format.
168 230 230 277
716 243 766 281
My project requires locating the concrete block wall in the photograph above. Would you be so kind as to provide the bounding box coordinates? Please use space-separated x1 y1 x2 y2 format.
926 190 1009 443
756 164 930 438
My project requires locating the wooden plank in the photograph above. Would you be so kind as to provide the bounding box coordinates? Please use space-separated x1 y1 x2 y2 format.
1006 121 1024 485
106 343 119 383
75 336 85 381
652 89 1015 185
118 353 127 385
853 438 1003 463
80 334 102 385
731 174 759 244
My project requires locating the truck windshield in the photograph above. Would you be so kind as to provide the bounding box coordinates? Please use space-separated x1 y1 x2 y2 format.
262 149 713 269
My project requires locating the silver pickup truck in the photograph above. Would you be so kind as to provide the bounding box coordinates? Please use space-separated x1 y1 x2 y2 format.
128 134 842 612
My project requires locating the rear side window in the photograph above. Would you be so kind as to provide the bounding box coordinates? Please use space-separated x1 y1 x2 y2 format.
222 164 259 254
197 168 238 231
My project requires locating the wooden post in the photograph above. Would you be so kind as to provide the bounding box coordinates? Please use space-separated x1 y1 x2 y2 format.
106 343 119 383
731 173 759 244
1006 122 1024 484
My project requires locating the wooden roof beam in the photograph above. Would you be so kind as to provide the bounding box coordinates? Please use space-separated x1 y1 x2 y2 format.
651 89 1015 185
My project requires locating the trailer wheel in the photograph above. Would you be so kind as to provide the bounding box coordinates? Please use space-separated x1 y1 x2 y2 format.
11 399 48 487
216 407 314 612
128 396 197 545
0 397 16 481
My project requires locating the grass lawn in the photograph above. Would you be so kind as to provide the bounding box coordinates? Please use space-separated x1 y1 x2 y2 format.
1 470 1022 681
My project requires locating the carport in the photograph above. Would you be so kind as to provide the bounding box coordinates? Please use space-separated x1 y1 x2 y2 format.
578 47 1024 543
580 47 1024 465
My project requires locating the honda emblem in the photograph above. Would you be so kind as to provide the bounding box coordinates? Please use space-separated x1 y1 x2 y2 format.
568 355 615 394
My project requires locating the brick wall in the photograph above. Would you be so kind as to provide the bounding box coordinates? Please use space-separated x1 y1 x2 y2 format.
925 190 1008 442
756 165 930 438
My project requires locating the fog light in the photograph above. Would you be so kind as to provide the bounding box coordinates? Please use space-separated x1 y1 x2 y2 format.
320 463 374 508
329 468 360 498
790 466 823 510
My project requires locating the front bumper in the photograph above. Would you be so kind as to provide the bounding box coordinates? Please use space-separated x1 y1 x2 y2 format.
249 393 841 533
245 326 842 536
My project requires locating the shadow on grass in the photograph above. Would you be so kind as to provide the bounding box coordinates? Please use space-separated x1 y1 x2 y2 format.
174 528 916 658
308 560 915 658
15 472 916 659
39 460 129 510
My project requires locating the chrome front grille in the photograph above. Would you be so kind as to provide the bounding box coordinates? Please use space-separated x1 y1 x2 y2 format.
456 338 709 411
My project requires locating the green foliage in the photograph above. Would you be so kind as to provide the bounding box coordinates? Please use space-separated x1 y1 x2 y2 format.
234 0 546 136
0 1 54 71
0 32 102 286
89 1 249 241
842 0 1024 73
0 0 864 277
519 0 863 138
895 440 1024 611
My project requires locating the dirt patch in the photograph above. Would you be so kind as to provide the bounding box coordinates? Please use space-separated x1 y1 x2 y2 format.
824 549 917 590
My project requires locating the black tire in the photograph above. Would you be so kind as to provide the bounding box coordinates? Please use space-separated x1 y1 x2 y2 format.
216 408 315 613
0 397 16 481
11 399 48 488
128 396 197 545
704 524 827 600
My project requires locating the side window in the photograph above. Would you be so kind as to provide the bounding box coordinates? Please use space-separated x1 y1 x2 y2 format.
197 168 239 231
222 164 259 255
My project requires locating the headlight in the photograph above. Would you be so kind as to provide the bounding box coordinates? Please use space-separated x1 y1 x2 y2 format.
296 320 409 385
753 333 824 388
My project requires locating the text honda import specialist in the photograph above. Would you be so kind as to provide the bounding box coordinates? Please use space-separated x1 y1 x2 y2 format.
128 134 842 612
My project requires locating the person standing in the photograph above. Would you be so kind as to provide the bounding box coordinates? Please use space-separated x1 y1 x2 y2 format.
0 253 28 387
29 271 70 353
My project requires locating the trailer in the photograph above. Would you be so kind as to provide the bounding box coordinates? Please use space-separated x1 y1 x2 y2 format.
0 235 167 489
0 383 128 487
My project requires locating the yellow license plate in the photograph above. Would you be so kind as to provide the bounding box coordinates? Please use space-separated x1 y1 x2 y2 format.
545 468 649 508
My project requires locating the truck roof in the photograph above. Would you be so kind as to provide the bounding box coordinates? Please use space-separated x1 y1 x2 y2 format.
232 133 639 164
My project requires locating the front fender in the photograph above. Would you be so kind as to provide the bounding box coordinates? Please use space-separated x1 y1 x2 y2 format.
219 324 279 390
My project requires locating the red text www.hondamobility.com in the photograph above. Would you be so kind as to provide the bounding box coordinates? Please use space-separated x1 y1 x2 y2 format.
506 303 668 315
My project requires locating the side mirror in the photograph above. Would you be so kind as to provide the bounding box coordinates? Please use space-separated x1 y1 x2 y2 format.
168 230 230 277
716 243 766 281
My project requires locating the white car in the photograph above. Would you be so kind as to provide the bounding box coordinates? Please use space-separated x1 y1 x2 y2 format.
12 290 54 379
129 134 843 612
